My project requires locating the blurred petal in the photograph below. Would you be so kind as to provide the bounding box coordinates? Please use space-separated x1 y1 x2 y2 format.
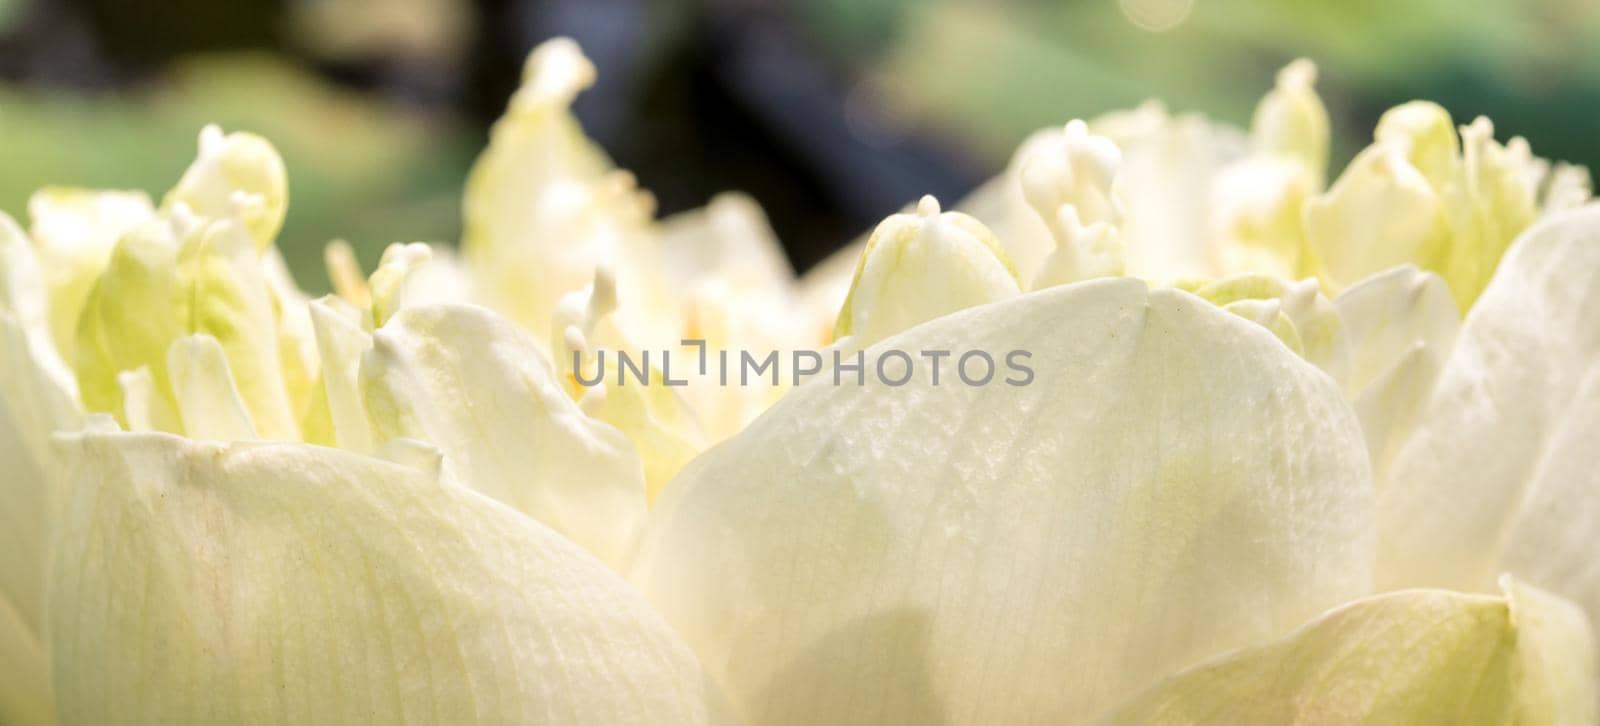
27 187 154 359
166 334 258 441
162 125 289 249
463 38 671 342
1334 265 1460 477
174 217 299 439
308 296 375 453
366 241 433 327
361 303 644 565
835 195 1020 345
0 593 52 726
1098 578 1597 724
1305 144 1450 293
72 218 183 422
630 278 1374 723
1095 104 1248 282
260 246 321 425
1249 58 1328 184
0 212 77 726
1379 205 1600 624
1186 274 1349 385
553 271 704 502
48 431 729 724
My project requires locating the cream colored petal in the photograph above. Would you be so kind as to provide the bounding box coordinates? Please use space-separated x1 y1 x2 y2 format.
553 272 705 502
361 303 644 566
629 278 1374 723
1188 274 1350 385
1097 108 1248 282
463 38 671 343
1489 362 1600 631
1305 144 1451 293
117 366 179 434
1097 578 1597 724
0 592 52 726
796 239 864 346
167 334 258 441
660 191 794 295
0 214 83 641
835 195 1021 346
48 431 729 724
309 296 375 453
173 217 299 439
1334 265 1460 477
261 246 321 425
162 125 289 249
26 187 154 358
1249 58 1329 185
367 241 433 327
950 128 1061 284
1379 205 1600 623
0 215 79 726
73 218 184 422
1208 156 1316 280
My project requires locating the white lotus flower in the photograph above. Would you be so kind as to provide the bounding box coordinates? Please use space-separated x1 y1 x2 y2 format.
1 40 1597 725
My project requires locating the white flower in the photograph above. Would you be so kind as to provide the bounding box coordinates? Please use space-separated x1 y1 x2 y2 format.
0 41 1597 725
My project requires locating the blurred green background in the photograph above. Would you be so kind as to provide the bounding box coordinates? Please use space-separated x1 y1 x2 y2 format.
2 0 1597 291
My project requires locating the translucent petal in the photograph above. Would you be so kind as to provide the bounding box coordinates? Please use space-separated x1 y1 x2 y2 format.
1186 274 1350 385
48 431 730 724
167 334 258 441
462 38 671 343
1379 205 1600 626
174 217 299 439
1097 578 1597 724
367 242 434 327
72 219 184 422
630 278 1374 723
308 296 375 453
0 213 79 725
1249 58 1329 185
553 273 704 502
834 195 1020 345
1095 105 1248 282
1304 144 1450 293
26 187 154 358
161 125 289 249
361 303 644 566
0 592 52 726
1334 265 1459 478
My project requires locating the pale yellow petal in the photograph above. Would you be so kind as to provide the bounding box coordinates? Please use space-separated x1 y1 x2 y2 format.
1097 578 1597 724
630 278 1374 723
361 303 645 565
48 431 729 724
1379 205 1600 628
835 195 1020 345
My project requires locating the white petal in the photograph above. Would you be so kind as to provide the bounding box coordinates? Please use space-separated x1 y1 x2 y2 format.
48 431 729 724
835 195 1020 345
26 186 154 359
361 303 644 566
1098 578 1597 724
629 278 1374 723
166 334 259 441
1379 205 1600 623
0 592 52 726
308 296 375 453
1334 265 1459 477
